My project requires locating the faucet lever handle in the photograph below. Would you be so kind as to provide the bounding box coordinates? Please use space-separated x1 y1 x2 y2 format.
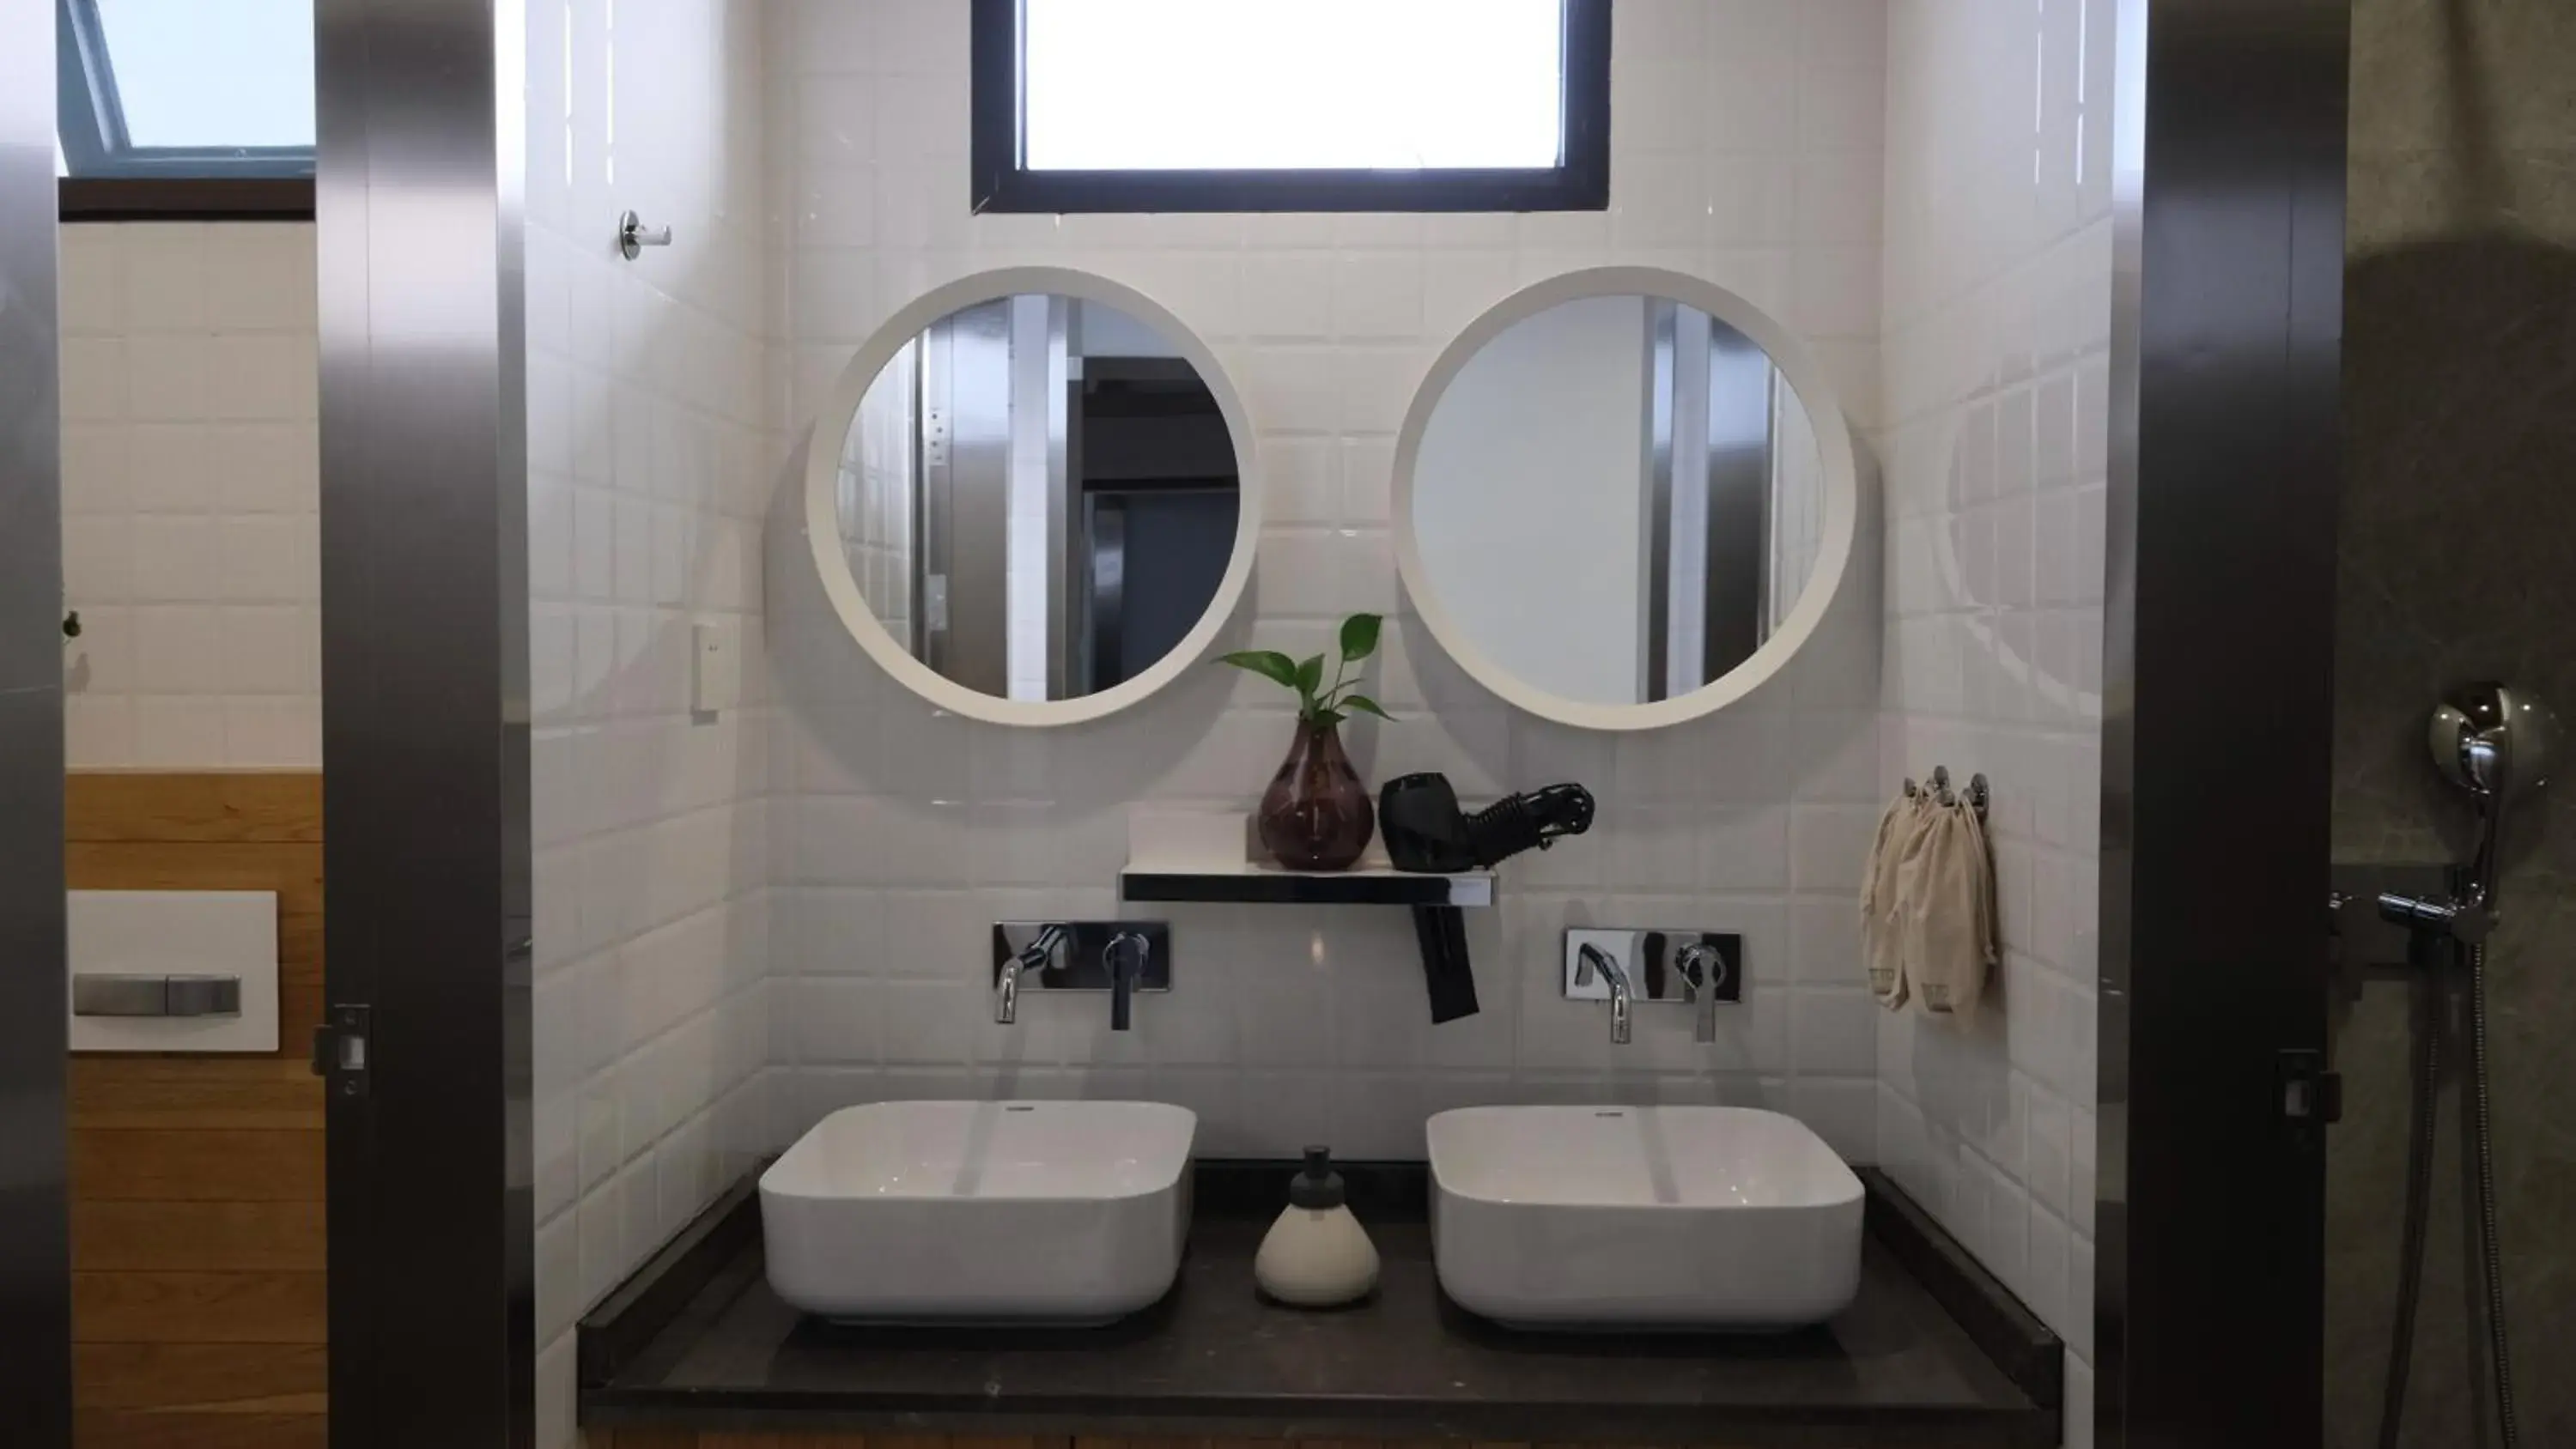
1105 931 1151 1032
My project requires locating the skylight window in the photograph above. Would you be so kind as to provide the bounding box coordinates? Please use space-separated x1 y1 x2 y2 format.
58 0 316 179
971 0 1609 214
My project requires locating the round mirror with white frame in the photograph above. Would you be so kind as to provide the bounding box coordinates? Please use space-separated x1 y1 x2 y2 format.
1392 268 1859 731
804 268 1261 727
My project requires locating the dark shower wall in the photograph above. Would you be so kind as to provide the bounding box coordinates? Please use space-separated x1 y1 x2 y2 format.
2329 3 2576 1446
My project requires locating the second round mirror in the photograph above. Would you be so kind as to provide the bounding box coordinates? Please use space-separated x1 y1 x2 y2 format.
1395 270 1856 731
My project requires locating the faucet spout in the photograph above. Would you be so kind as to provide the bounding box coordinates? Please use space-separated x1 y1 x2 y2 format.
997 922 1069 1024
1575 942 1632 1045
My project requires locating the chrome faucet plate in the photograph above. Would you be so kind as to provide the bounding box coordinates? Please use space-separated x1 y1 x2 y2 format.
1562 928 1741 1004
990 921 1173 994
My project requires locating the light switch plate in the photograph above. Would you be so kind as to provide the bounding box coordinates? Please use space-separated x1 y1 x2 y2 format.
692 618 738 713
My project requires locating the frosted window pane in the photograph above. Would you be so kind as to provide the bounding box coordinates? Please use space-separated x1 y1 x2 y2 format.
96 0 315 149
1022 0 1565 172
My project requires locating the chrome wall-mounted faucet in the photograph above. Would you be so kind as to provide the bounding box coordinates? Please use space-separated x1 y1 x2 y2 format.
994 922 1069 1024
1573 942 1632 1044
1564 928 1741 1045
989 921 1172 1028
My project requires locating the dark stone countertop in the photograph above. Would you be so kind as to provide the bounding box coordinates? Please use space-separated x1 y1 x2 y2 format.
584 1185 2057 1447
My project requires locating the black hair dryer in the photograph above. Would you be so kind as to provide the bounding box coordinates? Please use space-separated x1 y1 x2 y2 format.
1379 773 1597 873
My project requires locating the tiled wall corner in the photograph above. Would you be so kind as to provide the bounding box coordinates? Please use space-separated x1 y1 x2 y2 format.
524 0 778 1440
761 0 1890 1167
58 221 322 768
1873 0 2113 1431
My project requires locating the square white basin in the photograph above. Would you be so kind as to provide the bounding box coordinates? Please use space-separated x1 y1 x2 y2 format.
761 1100 1196 1325
1427 1105 1864 1330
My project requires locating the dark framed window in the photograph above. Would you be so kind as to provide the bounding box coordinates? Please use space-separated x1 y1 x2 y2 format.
970 0 1611 215
57 0 315 220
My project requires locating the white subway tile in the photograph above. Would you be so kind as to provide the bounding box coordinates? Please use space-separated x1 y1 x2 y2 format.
119 225 210 332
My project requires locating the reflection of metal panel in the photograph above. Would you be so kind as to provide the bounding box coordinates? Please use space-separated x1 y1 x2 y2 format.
1645 303 1774 697
1666 303 1715 695
1045 298 1070 700
1645 300 1676 702
999 293 1061 702
929 300 1012 696
1702 318 1772 681
918 318 951 667
1088 497 1127 688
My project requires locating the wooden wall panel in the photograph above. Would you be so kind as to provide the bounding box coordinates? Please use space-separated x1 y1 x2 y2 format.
67 772 326 1448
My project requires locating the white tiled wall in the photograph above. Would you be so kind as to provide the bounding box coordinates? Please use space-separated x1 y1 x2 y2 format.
58 222 322 768
522 0 776 1442
1873 0 2114 1440
763 1 1891 1165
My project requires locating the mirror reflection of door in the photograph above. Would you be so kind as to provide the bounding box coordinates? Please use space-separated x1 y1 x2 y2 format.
1413 294 1825 708
839 294 1239 703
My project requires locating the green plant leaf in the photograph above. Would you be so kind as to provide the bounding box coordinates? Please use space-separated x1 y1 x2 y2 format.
1338 612 1382 662
1218 651 1300 689
1294 653 1326 696
1339 694 1397 722
1308 708 1345 728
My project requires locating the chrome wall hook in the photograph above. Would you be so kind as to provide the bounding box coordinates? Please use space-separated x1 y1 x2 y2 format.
1903 763 1990 821
617 209 671 259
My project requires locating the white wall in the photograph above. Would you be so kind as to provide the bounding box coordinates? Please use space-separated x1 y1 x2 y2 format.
1413 294 1651 704
765 0 1888 1166
58 221 321 768
521 0 776 1443
1874 1 2114 1442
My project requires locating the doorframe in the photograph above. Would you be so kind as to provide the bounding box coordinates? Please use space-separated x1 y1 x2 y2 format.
0 0 73 1441
315 0 533 1445
2099 1 2349 1445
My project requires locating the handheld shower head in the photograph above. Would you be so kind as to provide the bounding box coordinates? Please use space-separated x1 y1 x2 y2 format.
2431 682 2558 802
2429 682 2558 910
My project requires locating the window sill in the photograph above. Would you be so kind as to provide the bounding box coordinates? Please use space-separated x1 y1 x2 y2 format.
60 177 315 222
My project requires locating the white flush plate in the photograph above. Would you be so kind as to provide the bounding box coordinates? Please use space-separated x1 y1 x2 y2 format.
68 890 280 1054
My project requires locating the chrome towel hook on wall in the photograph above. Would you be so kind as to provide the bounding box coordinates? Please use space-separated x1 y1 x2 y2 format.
617 209 671 259
1903 763 1990 822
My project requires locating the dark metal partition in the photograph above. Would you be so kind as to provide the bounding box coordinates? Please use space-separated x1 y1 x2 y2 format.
0 0 72 1442
316 0 533 1444
2099 1 2350 1445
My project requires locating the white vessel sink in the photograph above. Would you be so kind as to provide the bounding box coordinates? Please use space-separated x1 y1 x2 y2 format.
1427 1106 1863 1330
762 1100 1196 1325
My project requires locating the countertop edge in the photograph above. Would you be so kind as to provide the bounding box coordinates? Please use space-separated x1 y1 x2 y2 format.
580 1388 2062 1449
580 1157 2065 1447
1856 1167 2066 1409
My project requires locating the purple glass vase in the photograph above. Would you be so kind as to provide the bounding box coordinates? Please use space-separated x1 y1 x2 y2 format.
1256 719 1376 871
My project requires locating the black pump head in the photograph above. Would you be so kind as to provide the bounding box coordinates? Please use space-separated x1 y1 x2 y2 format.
1289 1146 1346 1210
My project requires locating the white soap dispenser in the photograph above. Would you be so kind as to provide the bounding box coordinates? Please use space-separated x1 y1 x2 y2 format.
1255 1146 1380 1307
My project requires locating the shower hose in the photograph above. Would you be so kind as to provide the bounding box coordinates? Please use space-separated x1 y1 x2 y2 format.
2377 938 2518 1449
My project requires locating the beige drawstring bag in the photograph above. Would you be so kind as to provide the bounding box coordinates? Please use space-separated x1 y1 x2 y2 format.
1859 791 1933 1009
1896 801 1997 1022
